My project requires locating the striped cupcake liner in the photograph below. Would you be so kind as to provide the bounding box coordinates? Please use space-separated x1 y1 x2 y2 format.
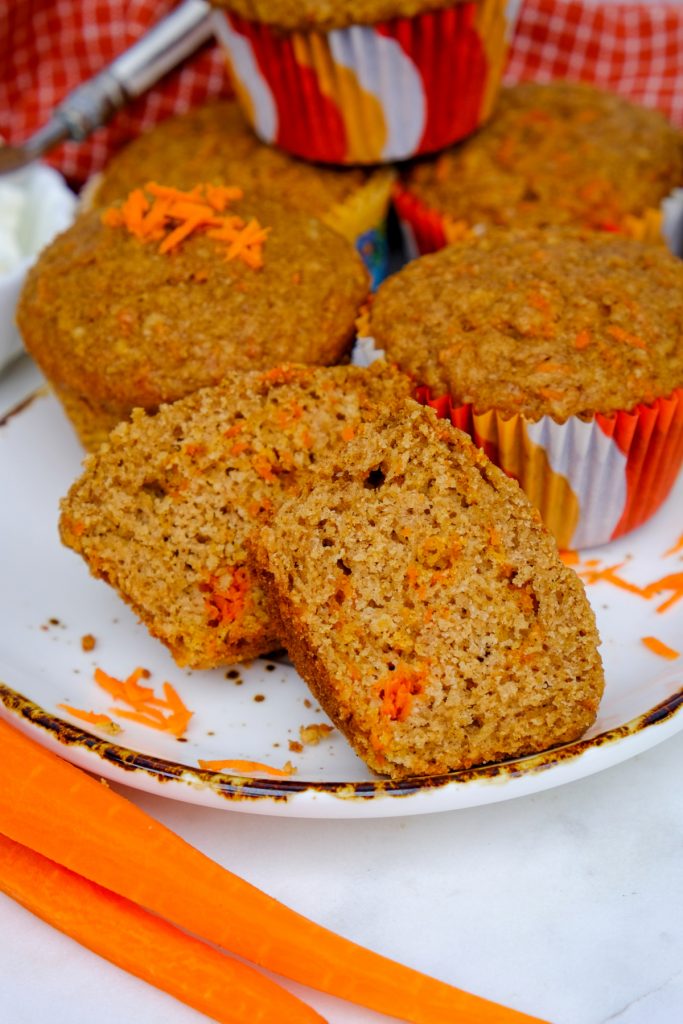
394 181 683 259
212 0 510 165
415 385 683 550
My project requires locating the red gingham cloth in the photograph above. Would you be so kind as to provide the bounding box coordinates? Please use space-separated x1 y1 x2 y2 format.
1 0 682 185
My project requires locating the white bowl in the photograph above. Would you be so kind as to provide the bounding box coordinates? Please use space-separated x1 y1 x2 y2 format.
0 163 77 373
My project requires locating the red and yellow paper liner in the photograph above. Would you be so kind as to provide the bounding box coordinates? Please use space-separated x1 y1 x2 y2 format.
393 179 682 257
415 384 683 550
212 0 509 165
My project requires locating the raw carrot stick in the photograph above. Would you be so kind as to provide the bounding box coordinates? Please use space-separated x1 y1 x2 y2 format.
0 717 547 1024
0 833 323 1024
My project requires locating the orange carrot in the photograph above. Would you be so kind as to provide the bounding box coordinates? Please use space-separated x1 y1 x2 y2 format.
0 833 322 1024
0 716 547 1024
198 758 296 777
641 637 680 660
57 705 120 734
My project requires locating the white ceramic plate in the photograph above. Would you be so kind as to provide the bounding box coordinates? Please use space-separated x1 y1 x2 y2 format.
1 382 682 818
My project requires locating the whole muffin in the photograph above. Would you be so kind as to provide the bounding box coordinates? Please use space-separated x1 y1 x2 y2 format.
211 0 510 163
395 81 683 254
368 227 683 548
86 100 395 286
18 184 369 449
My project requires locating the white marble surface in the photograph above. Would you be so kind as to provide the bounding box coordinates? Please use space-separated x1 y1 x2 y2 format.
1 356 682 1024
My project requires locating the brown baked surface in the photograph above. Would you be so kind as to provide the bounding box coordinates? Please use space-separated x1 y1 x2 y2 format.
18 193 369 449
250 400 604 779
91 101 370 216
369 228 683 420
209 0 460 32
59 363 412 669
406 81 683 230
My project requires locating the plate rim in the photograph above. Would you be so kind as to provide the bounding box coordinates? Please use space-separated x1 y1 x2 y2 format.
2 678 682 818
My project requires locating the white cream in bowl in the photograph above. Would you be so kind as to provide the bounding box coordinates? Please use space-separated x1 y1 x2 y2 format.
0 162 77 372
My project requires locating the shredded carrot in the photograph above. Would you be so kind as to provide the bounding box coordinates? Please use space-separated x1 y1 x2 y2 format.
642 573 683 613
374 665 427 722
203 567 251 627
341 424 356 442
57 706 120 735
559 549 579 565
577 562 648 597
0 834 321 1024
101 182 269 269
606 325 648 350
641 637 680 660
94 666 193 738
198 759 296 777
664 533 683 557
574 329 591 350
0 716 548 1023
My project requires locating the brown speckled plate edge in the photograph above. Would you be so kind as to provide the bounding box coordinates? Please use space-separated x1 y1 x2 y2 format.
2 680 682 818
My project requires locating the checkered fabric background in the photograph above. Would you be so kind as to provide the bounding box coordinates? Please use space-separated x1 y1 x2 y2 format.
1 0 682 184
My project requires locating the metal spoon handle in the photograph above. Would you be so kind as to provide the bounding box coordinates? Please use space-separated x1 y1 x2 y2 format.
44 0 214 144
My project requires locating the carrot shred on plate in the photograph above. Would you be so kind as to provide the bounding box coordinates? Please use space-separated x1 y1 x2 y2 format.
94 666 193 738
57 706 120 735
641 636 680 660
198 759 296 778
0 716 548 1024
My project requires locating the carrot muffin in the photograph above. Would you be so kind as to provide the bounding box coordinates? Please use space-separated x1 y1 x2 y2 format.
250 400 604 779
368 227 683 547
85 100 395 286
59 363 412 669
18 184 369 449
211 0 509 163
396 81 683 252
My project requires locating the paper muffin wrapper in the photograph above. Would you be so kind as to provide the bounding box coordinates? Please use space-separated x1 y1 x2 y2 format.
415 384 683 550
393 180 683 259
212 0 510 165
320 167 395 288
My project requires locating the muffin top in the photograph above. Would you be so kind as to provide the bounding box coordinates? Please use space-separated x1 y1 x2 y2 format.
406 82 683 231
90 101 373 217
18 184 369 411
369 228 683 420
209 0 459 32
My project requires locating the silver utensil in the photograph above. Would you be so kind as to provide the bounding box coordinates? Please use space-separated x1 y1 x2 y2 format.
0 0 214 175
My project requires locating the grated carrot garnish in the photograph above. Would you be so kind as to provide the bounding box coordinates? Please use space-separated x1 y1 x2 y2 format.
57 706 120 735
198 759 296 777
642 573 683 614
577 562 648 597
101 182 269 269
94 666 194 738
574 329 591 350
641 637 680 660
664 534 683 557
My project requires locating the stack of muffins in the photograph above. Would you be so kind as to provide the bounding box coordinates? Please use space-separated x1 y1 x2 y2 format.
18 1 683 778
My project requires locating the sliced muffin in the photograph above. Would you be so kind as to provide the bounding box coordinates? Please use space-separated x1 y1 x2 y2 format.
250 401 604 779
59 363 412 669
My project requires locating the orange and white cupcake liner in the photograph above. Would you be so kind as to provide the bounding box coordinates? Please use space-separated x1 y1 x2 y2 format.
393 180 683 258
212 0 510 165
415 385 683 550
